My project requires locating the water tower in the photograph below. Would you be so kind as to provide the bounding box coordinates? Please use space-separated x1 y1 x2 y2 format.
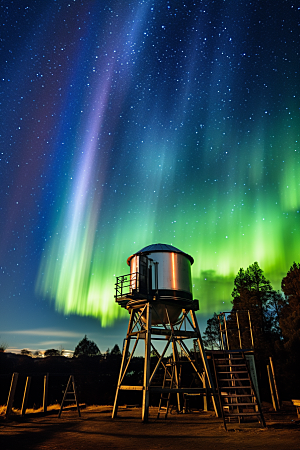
112 244 218 422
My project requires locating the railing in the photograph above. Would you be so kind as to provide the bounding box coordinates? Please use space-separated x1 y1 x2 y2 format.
115 272 138 300
218 310 254 350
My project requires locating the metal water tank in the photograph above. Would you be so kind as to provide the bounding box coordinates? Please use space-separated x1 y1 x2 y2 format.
127 243 194 324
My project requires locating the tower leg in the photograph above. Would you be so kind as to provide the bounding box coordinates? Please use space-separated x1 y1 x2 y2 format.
190 310 219 417
171 338 181 412
142 303 151 422
112 310 135 418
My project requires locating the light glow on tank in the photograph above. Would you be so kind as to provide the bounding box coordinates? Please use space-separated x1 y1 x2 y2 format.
171 253 176 290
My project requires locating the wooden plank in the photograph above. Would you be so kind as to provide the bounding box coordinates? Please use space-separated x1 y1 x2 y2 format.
151 329 198 338
150 387 207 393
43 373 49 414
6 372 18 417
202 373 208 411
224 412 261 417
119 385 144 391
267 364 277 411
269 357 280 410
21 376 31 416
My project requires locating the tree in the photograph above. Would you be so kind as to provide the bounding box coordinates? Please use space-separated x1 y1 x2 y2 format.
21 349 32 356
280 262 300 348
263 290 285 338
230 262 281 355
202 313 222 350
44 348 61 357
110 344 121 355
73 335 101 357
0 342 8 352
232 262 272 309
232 262 272 332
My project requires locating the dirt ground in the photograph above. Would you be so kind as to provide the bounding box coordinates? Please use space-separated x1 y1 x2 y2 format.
1 403 300 450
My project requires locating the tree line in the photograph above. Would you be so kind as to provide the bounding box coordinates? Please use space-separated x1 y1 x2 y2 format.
19 335 121 358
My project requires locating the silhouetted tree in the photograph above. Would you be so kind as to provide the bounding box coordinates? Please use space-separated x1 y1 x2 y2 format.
44 348 61 357
110 344 121 355
264 290 285 338
21 349 32 356
280 262 300 349
202 313 222 350
232 262 272 327
0 341 8 352
230 262 282 357
73 335 101 357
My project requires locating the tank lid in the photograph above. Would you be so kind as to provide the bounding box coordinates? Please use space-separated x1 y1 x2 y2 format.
127 243 194 265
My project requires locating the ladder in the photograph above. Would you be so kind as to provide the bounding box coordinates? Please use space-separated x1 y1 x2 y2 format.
212 351 265 430
58 375 81 418
157 362 178 418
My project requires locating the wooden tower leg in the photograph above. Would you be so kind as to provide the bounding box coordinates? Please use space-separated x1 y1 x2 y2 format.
112 309 135 418
171 338 181 412
142 303 152 422
190 310 219 417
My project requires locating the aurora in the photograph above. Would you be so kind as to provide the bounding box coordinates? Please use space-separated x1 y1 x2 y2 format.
1 1 299 348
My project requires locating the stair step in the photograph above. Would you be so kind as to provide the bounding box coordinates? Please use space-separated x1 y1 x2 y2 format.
224 412 261 417
219 378 250 381
218 371 248 374
223 403 257 408
219 386 252 391
217 363 245 365
214 356 245 361
215 362 245 365
221 394 254 397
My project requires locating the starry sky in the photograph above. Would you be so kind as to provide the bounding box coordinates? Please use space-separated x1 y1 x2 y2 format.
1 0 299 354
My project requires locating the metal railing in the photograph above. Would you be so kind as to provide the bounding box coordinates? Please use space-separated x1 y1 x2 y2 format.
115 272 138 300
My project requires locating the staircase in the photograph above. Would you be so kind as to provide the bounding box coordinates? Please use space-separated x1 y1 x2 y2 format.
211 351 265 430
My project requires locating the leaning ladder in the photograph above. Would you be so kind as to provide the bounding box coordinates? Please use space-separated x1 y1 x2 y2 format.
58 375 81 418
157 362 177 418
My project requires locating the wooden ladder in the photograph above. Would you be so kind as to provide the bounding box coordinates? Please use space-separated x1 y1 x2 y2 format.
212 351 265 430
58 375 81 418
157 362 177 418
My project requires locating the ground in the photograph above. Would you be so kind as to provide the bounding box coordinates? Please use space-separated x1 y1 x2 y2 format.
1 403 300 450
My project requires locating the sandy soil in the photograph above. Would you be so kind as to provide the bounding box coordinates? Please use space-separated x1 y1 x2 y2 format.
1 404 300 450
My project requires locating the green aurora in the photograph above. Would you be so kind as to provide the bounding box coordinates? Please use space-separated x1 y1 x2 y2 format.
36 128 300 325
33 1 300 327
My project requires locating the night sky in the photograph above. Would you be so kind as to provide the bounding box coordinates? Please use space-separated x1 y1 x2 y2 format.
1 1 299 354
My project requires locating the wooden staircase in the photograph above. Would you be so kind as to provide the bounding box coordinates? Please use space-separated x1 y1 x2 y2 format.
211 351 266 430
